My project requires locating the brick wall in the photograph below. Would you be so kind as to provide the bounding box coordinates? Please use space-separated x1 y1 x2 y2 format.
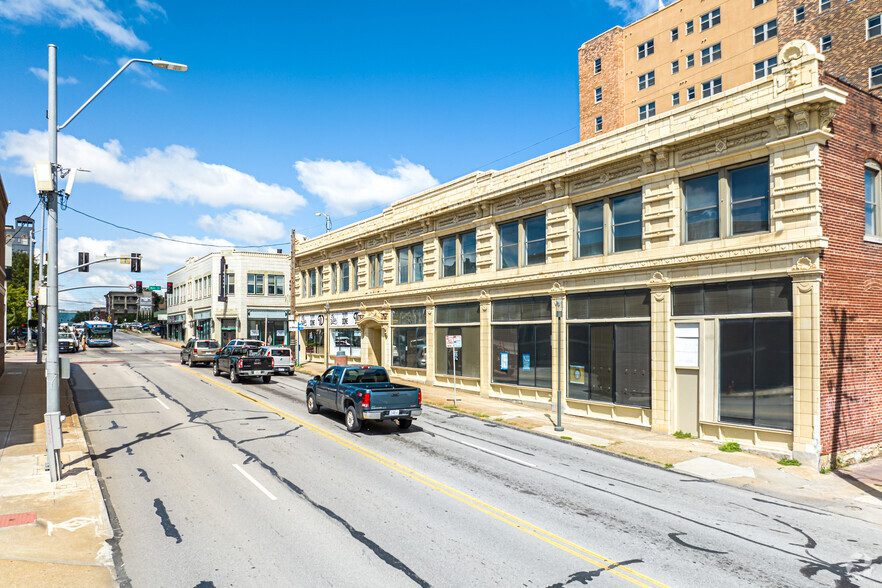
819 74 882 461
779 0 882 97
578 27 624 141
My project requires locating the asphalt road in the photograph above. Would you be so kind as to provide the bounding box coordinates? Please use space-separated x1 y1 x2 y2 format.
69 332 882 587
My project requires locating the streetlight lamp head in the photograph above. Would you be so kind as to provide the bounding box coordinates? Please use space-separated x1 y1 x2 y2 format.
152 59 188 72
315 212 322 217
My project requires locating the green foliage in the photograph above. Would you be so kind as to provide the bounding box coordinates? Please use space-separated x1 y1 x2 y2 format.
664 463 674 469
10 251 44 291
819 467 832 474
72 311 91 323
777 458 802 466
6 286 28 328
560 436 572 440
673 430 693 439
719 441 742 453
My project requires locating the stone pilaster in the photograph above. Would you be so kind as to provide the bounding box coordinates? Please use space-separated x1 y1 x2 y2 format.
479 291 492 397
649 272 671 433
425 296 436 383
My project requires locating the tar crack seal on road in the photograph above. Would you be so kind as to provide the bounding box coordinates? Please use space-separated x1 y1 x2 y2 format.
137 468 151 483
153 498 182 544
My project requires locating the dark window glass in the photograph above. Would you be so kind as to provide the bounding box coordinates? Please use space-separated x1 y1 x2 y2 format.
684 174 719 241
413 244 424 282
568 290 650 320
341 262 350 292
492 297 552 322
612 192 642 252
752 278 792 313
731 162 770 235
615 323 651 408
435 326 480 377
567 325 591 401
441 237 457 278
492 325 518 385
590 324 614 403
397 247 409 284
719 319 754 425
499 222 519 269
392 306 426 325
577 201 604 257
461 232 477 274
524 216 546 265
436 302 480 324
392 326 426 369
588 292 625 319
625 290 651 317
672 285 704 316
704 281 752 315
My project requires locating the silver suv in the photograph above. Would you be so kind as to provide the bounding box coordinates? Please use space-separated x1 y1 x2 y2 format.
180 339 220 367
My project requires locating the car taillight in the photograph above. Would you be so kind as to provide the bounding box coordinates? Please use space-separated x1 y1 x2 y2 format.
361 391 370 409
418 390 422 405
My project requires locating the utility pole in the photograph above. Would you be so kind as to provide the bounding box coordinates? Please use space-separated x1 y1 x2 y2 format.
289 229 298 367
25 226 35 350
37 200 46 364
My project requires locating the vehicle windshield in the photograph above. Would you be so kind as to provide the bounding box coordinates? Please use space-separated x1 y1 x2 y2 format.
196 341 219 348
89 326 112 335
341 368 390 384
270 349 290 357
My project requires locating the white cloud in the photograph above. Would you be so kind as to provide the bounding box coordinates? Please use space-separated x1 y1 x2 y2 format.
134 0 165 17
294 158 438 216
0 0 149 51
0 130 308 213
604 0 663 22
29 67 78 84
58 233 233 309
196 209 284 244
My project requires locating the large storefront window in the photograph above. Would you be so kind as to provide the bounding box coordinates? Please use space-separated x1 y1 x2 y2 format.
329 311 362 358
247 310 288 345
567 290 651 407
304 329 324 357
492 297 552 388
673 278 793 430
435 302 480 378
194 310 212 340
392 306 426 369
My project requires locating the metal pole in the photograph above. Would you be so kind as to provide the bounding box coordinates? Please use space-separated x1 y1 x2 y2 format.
37 201 46 363
25 227 34 349
555 301 564 432
45 44 62 481
324 301 330 369
453 346 457 408
290 229 298 367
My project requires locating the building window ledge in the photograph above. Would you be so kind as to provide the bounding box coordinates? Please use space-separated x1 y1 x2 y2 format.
864 235 882 245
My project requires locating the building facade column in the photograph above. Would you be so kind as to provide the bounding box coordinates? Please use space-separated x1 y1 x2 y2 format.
425 297 436 383
789 258 823 468
479 291 491 397
649 272 672 434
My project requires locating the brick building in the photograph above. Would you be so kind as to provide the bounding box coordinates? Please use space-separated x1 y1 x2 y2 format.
294 41 882 469
579 0 882 139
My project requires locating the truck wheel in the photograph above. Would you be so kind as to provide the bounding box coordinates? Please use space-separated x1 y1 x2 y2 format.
345 405 362 432
213 362 220 376
262 375 272 383
188 356 194 368
231 368 240 383
306 393 319 414
397 418 413 430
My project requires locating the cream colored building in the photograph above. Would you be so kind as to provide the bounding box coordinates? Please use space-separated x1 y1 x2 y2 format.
294 43 866 467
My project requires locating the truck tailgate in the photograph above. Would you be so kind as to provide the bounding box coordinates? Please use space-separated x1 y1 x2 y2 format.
361 384 420 410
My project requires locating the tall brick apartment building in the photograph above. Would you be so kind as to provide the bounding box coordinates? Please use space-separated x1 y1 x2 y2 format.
579 0 882 139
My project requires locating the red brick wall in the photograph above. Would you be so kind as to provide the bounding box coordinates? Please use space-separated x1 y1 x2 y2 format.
819 75 882 460
578 27 624 141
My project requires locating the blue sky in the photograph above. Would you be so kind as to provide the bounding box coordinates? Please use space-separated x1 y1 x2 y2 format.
0 0 659 310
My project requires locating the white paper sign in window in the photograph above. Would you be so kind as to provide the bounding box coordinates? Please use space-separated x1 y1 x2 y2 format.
675 323 700 368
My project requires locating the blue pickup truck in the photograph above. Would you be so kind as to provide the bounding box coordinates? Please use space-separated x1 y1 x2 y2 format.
306 365 422 432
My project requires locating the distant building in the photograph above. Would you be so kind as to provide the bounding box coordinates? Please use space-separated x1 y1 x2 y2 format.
8 215 33 256
89 307 108 321
579 0 882 138
104 291 140 324
166 250 290 345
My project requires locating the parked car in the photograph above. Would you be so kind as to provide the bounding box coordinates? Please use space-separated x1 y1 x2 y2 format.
213 345 274 383
228 338 265 348
58 332 79 353
180 339 220 367
306 365 421 432
261 346 294 375
151 325 163 336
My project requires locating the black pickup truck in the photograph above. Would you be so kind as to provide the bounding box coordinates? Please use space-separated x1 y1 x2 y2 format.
213 345 274 383
306 365 422 432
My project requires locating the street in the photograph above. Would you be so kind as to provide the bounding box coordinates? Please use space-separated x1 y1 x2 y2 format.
69 332 882 587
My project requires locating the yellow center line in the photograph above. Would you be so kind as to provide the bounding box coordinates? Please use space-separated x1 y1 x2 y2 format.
175 364 669 588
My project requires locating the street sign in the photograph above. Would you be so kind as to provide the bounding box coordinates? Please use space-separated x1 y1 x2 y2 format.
445 335 462 348
26 299 34 308
148 285 161 291
128 284 135 290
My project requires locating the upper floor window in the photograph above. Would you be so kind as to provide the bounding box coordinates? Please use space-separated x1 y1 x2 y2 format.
671 26 679 42
672 92 680 106
576 192 642 256
351 258 359 291
267 274 285 296
869 14 881 39
687 86 696 100
700 7 721 31
754 56 777 79
820 35 832 51
638 71 655 91
341 261 350 292
867 161 881 236
685 20 694 35
755 19 777 44
499 216 545 269
440 231 477 278
638 101 656 120
594 57 602 74
595 86 602 103
754 0 770 6
308 269 317 297
637 39 654 60
595 116 603 133
369 253 383 288
686 54 695 68
819 0 830 13
672 59 680 74
683 161 770 242
872 64 882 88
701 43 722 65
396 243 424 284
247 273 265 295
701 76 722 98
795 5 805 23
331 264 338 294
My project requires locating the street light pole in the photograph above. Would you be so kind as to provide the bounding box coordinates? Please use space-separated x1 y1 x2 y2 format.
43 45 186 482
37 200 46 364
315 212 331 233
25 225 34 350
555 299 564 432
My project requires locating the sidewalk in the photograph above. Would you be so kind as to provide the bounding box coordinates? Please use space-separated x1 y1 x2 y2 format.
143 333 882 522
0 354 115 587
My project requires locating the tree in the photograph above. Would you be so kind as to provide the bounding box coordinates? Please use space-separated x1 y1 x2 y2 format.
10 251 44 291
6 286 28 332
72 311 91 323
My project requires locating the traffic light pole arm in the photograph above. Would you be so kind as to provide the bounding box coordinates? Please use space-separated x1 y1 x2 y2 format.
59 256 130 275
59 285 132 293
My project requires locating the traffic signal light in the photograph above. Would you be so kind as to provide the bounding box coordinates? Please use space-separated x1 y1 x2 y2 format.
78 252 89 272
131 253 141 273
136 281 143 293
166 282 173 294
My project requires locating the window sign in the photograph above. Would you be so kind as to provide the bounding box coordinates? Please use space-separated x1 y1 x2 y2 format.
570 365 585 384
522 353 531 371
500 352 509 370
250 329 259 337
276 330 285 337
674 323 700 367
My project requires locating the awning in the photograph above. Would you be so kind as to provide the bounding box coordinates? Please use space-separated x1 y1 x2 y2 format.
247 309 288 319
194 310 211 320
168 314 186 324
